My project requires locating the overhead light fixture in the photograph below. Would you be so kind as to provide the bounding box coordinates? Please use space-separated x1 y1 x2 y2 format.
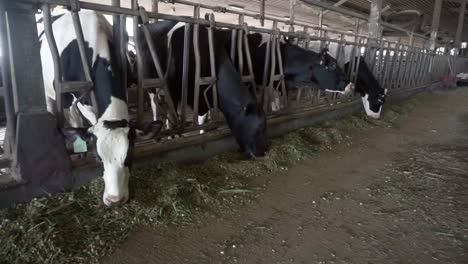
347 30 353 33
228 4 245 11
322 24 328 28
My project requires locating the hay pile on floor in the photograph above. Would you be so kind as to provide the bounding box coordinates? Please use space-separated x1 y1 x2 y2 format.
0 96 422 264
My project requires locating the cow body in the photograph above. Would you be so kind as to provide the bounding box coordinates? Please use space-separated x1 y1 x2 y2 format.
138 21 267 157
244 33 353 95
39 10 160 207
345 57 387 119
307 41 387 118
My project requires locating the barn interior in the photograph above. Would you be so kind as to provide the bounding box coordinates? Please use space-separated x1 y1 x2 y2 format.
0 0 467 262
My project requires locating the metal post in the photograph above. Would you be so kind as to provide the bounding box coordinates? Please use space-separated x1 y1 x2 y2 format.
180 23 190 132
429 0 442 51
289 0 296 32
151 0 159 23
455 0 466 55
132 0 144 125
368 0 382 40
260 0 265 27
367 0 382 75
4 1 71 192
0 1 16 159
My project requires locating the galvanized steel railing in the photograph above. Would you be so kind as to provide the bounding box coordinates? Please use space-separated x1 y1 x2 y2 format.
0 0 467 170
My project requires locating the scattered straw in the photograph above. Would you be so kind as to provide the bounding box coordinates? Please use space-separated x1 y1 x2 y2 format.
0 95 423 264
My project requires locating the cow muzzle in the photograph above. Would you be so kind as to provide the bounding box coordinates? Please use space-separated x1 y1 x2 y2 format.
103 194 128 207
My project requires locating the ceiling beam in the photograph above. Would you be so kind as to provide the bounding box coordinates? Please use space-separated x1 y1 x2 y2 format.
322 0 350 15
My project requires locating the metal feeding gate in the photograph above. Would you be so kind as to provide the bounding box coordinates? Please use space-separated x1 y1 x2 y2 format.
0 0 467 207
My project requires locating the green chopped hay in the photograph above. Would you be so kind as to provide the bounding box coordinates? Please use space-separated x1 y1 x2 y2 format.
0 94 423 264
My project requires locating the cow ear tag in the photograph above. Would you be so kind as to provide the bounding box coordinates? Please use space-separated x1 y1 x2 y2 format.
73 136 88 153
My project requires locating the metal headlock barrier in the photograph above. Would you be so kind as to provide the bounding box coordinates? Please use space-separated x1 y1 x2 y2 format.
0 0 467 206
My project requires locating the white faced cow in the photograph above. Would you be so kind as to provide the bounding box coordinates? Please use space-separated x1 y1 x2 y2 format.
39 10 161 207
308 41 387 119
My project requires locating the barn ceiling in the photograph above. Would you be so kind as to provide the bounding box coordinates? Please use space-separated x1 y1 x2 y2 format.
84 0 467 46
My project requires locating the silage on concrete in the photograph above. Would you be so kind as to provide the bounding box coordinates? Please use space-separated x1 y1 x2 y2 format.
0 96 422 264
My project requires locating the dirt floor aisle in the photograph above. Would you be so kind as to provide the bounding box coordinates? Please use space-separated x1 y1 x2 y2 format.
103 89 468 264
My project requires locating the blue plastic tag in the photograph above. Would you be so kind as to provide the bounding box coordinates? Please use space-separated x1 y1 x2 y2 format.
73 136 88 153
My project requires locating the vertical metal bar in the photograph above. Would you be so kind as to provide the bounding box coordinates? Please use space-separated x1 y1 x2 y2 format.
304 26 310 49
368 0 382 40
267 25 278 111
455 0 466 55
180 23 190 132
151 0 159 23
132 0 144 125
230 29 236 62
70 11 98 110
41 4 64 125
260 0 265 27
275 34 287 108
112 0 120 49
119 14 127 91
261 33 272 107
0 1 16 157
289 0 296 32
192 5 201 125
237 14 244 74
242 24 258 98
318 10 324 50
207 14 218 118
429 0 442 51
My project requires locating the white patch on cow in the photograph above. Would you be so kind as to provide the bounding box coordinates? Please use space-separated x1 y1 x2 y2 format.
361 94 382 119
198 113 207 134
325 82 354 95
88 96 130 206
148 92 158 121
167 22 186 47
40 11 112 105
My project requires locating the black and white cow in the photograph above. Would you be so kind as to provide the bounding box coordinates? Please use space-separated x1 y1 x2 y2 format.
308 41 387 119
244 33 354 96
138 21 268 158
345 57 387 119
39 10 161 207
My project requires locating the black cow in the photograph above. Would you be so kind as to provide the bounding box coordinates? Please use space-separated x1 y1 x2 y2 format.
345 57 387 119
244 33 354 96
40 10 161 207
138 21 267 158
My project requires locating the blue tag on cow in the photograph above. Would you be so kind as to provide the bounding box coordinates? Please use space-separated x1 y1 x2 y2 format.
73 136 88 153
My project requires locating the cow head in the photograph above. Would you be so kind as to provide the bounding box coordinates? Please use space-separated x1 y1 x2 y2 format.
63 99 163 207
311 48 353 94
230 103 268 158
362 88 387 119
